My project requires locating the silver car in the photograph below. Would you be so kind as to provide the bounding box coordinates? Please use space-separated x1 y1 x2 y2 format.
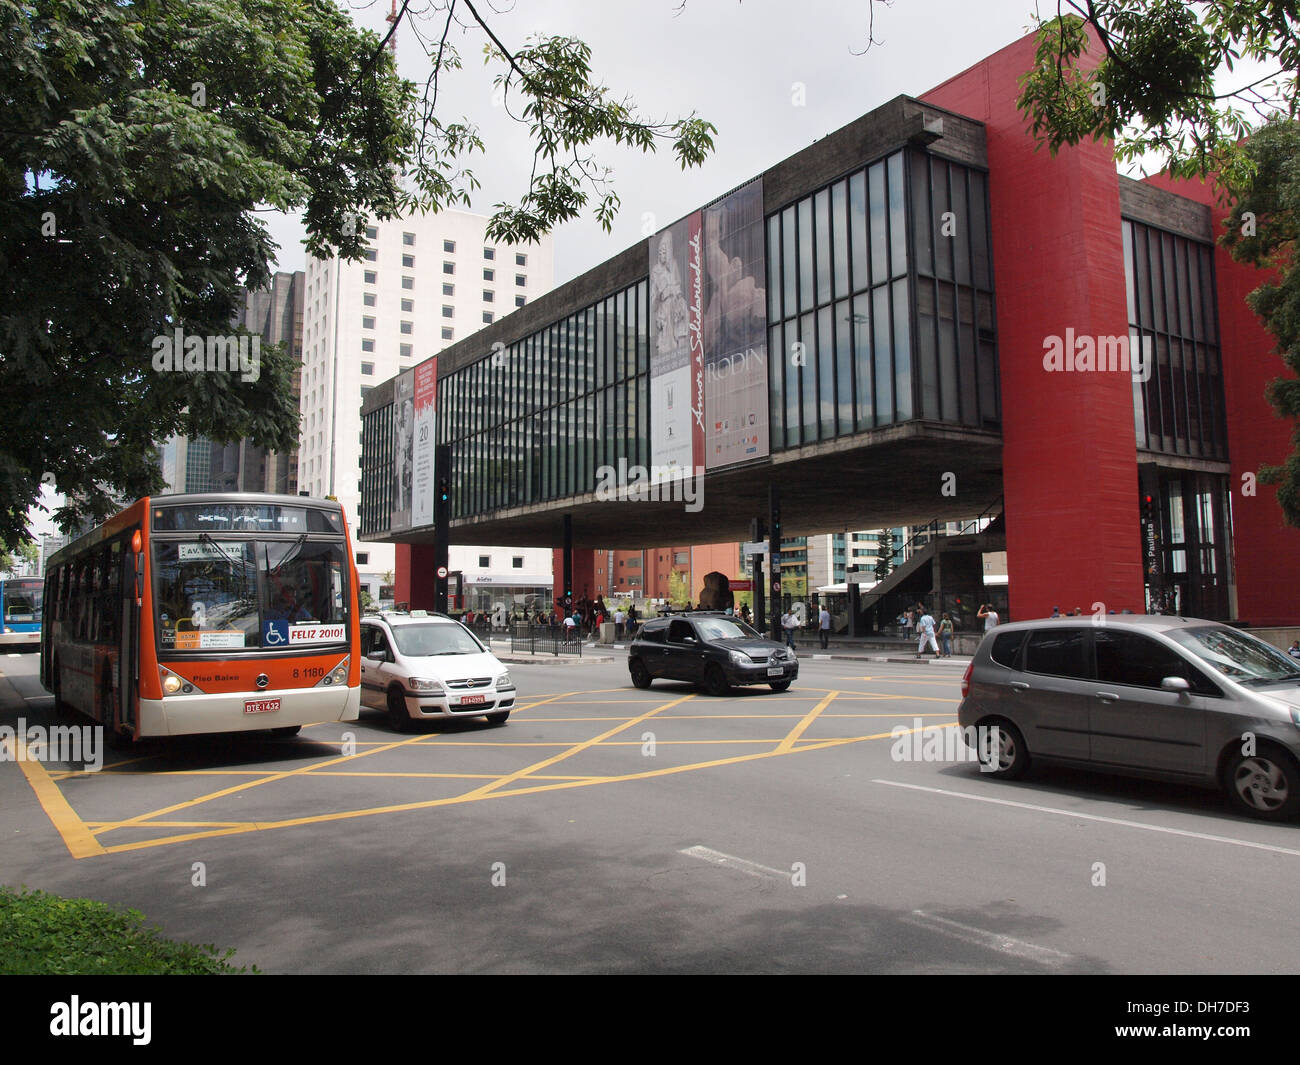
957 615 1300 821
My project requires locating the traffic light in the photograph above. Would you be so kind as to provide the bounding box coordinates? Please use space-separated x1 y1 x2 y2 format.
438 475 450 504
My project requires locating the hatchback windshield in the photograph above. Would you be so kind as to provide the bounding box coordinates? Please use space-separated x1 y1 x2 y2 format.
1168 626 1300 687
391 623 484 657
695 618 761 641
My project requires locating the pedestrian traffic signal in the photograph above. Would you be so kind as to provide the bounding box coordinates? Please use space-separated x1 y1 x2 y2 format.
438 476 450 504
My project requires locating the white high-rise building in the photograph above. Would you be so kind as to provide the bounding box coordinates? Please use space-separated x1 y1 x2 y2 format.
299 209 555 599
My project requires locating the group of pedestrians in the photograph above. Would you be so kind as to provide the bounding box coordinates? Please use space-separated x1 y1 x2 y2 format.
908 602 958 658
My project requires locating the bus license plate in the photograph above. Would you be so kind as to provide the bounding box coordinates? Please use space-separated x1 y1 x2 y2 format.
459 695 486 706
245 698 281 715
767 667 784 676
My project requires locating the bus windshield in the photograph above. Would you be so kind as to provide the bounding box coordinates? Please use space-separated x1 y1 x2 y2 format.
154 538 351 652
4 579 42 622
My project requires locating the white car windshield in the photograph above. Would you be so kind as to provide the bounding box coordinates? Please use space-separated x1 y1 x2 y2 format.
392 623 484 657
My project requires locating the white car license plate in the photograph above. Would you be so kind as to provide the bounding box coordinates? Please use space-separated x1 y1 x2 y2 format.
767 667 784 677
459 694 486 706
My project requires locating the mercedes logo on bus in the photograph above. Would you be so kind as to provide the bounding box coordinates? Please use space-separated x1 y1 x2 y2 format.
256 674 270 689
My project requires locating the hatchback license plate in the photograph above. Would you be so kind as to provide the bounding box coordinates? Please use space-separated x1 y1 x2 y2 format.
459 694 486 706
767 666 784 676
245 698 281 714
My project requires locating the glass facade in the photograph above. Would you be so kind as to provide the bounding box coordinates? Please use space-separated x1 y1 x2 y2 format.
767 149 998 447
438 280 649 519
1122 219 1226 459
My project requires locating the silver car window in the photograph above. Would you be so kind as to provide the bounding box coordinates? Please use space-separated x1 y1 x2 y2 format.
1169 626 1300 687
1022 628 1089 679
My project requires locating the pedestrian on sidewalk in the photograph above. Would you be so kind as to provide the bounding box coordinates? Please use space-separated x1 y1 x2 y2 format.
938 612 954 657
781 609 799 649
818 604 831 649
916 608 939 657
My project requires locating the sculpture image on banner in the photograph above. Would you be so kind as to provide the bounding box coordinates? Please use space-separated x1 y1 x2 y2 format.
390 369 415 532
702 180 769 469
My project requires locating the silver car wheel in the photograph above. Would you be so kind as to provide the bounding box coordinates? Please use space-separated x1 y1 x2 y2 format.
1233 756 1289 812
978 724 1018 773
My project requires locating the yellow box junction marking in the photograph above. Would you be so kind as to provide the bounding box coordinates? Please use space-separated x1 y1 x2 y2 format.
18 682 956 858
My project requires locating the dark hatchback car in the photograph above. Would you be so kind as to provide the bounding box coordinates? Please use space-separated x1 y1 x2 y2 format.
958 615 1300 821
628 613 798 696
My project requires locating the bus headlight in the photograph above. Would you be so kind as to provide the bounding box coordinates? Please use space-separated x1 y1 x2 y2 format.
314 656 351 688
163 674 182 694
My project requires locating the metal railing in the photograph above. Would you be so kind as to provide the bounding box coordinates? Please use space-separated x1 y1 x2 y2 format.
509 622 584 657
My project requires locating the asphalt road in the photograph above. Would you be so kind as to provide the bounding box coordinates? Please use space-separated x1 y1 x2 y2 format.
3 647 1299 975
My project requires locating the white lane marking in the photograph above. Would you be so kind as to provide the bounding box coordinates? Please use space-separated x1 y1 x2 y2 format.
873 779 1300 858
906 910 1072 968
680 845 788 881
812 654 831 659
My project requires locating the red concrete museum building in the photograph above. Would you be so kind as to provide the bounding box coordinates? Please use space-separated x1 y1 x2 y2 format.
379 30 1299 626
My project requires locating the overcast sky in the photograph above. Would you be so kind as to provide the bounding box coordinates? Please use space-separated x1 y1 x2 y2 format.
264 0 1067 283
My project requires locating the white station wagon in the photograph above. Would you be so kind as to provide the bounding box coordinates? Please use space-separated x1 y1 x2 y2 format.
359 611 516 730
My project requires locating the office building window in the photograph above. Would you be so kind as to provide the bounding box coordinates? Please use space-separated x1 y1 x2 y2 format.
402 254 414 268
365 226 378 240
483 290 494 302
361 338 374 352
363 292 376 306
443 261 455 275
361 362 374 376
403 232 415 246
515 295 526 308
364 271 376 284
356 552 370 564
443 240 456 253
363 248 377 262
515 252 527 266
402 276 413 290
441 327 454 340
443 283 454 296
512 556 524 568
478 555 490 567
442 305 454 318
400 321 413 335
401 298 413 312
516 274 526 287
483 247 495 260
400 343 412 357
483 311 494 324
362 316 375 330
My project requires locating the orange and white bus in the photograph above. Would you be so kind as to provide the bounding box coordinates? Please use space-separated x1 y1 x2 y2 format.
41 494 361 743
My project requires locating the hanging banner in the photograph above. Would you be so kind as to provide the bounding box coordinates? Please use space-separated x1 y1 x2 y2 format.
390 369 415 532
649 212 703 481
411 356 437 529
702 179 769 469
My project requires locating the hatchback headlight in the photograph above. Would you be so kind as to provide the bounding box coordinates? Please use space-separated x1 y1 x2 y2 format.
728 650 751 665
409 677 445 692
497 672 514 690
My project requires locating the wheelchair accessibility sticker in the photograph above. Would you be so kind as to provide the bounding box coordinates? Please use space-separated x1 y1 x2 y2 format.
263 619 289 646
